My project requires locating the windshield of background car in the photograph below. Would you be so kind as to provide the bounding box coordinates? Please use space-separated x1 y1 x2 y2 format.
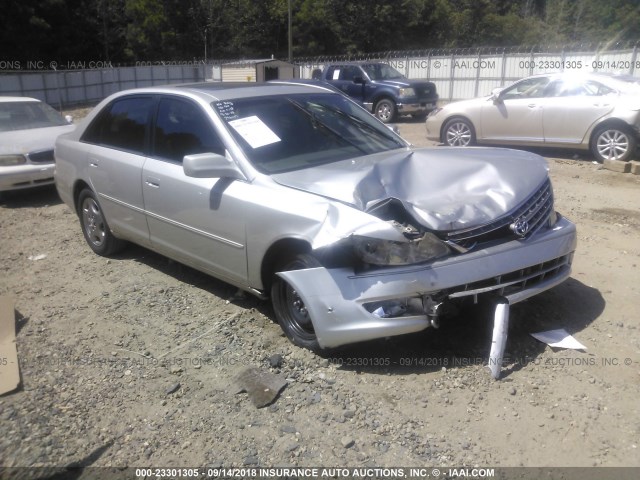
0 101 68 132
213 93 406 174
361 64 404 81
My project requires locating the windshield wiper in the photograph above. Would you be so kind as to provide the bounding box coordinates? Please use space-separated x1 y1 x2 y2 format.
288 100 367 154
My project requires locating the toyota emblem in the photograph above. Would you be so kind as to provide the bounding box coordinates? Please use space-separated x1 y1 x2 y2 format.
510 217 530 237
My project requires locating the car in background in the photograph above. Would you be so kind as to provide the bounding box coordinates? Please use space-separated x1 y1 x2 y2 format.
426 72 640 162
0 97 74 194
55 82 576 353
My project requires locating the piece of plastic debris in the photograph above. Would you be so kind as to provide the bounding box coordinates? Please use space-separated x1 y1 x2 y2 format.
27 254 47 261
530 329 587 350
488 298 509 380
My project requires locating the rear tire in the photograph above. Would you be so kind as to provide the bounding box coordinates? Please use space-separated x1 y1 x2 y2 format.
77 188 125 256
591 125 636 162
271 253 322 351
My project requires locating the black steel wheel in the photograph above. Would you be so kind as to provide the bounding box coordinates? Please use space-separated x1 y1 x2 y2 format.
271 253 322 351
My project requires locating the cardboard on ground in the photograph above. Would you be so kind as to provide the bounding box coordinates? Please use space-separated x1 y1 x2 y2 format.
0 296 20 395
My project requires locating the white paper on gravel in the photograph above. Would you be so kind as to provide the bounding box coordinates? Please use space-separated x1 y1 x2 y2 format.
530 328 587 350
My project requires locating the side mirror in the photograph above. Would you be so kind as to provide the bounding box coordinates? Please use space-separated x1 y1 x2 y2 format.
65 115 73 124
353 76 365 85
183 152 245 180
490 87 504 103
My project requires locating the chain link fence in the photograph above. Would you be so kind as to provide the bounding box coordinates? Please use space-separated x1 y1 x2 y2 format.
1 43 639 108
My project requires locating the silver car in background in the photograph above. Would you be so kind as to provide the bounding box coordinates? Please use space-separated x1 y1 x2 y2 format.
426 72 640 162
0 97 74 194
55 82 576 353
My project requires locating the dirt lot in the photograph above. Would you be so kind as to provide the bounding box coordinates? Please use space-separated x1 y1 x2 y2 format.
1 115 639 475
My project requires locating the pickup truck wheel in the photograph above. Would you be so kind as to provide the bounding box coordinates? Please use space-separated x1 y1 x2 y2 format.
271 253 322 352
77 188 125 256
375 99 396 123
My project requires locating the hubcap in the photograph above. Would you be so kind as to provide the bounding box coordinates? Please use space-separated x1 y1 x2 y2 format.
377 103 392 121
82 198 106 247
446 122 472 146
597 130 629 160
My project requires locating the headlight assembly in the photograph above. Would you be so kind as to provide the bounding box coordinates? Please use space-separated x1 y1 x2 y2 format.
398 88 416 98
0 155 26 166
352 233 451 266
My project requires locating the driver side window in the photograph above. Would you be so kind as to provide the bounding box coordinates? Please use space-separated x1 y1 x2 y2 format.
153 97 225 162
501 77 551 100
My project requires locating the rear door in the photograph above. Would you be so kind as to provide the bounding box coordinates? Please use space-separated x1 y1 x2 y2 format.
542 79 616 144
326 65 366 102
82 95 154 244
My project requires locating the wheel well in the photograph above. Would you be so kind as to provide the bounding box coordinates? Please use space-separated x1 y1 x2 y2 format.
260 238 312 292
589 119 634 145
72 180 91 215
373 96 395 108
440 115 474 142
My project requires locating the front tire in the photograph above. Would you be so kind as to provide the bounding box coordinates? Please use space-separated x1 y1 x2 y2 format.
77 188 125 256
271 253 322 351
591 125 636 162
442 118 476 147
375 98 396 123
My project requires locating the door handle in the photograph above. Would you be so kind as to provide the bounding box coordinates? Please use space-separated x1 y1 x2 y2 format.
89 158 99 167
527 104 538 108
145 177 160 188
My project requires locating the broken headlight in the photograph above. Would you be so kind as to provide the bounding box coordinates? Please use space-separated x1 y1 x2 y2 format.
352 233 451 266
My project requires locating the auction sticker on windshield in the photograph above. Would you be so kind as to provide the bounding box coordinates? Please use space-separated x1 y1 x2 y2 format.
228 116 281 149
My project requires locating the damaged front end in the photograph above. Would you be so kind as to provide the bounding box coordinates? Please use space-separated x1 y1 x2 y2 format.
273 148 577 378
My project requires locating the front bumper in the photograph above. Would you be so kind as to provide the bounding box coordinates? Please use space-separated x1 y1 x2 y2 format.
278 217 577 348
397 100 437 115
0 163 56 192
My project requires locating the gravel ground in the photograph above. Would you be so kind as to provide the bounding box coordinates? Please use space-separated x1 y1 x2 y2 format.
1 112 639 476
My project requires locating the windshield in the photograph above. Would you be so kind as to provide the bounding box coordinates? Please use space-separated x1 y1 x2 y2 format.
361 64 405 81
0 101 68 132
213 93 406 174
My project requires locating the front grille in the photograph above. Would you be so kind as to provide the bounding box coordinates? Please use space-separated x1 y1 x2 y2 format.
414 84 436 99
27 150 54 163
448 254 572 300
445 178 554 250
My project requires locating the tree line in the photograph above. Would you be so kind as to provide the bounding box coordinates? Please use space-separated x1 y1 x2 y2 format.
2 0 639 65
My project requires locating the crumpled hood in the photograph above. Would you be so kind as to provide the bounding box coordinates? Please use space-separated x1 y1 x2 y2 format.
272 147 549 232
0 124 75 155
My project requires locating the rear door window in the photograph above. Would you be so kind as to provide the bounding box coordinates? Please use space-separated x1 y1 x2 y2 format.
82 96 155 154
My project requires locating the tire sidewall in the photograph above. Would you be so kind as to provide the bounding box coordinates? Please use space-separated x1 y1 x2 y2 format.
591 125 636 163
375 98 396 123
77 188 120 256
271 253 322 351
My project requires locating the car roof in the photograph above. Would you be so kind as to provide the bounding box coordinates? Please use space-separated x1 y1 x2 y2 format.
127 81 340 102
0 96 41 103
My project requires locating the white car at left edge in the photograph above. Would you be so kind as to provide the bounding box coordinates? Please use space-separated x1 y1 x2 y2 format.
0 96 75 196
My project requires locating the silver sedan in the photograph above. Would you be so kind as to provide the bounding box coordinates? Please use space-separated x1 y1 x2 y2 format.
426 72 640 162
0 97 74 194
55 82 576 355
